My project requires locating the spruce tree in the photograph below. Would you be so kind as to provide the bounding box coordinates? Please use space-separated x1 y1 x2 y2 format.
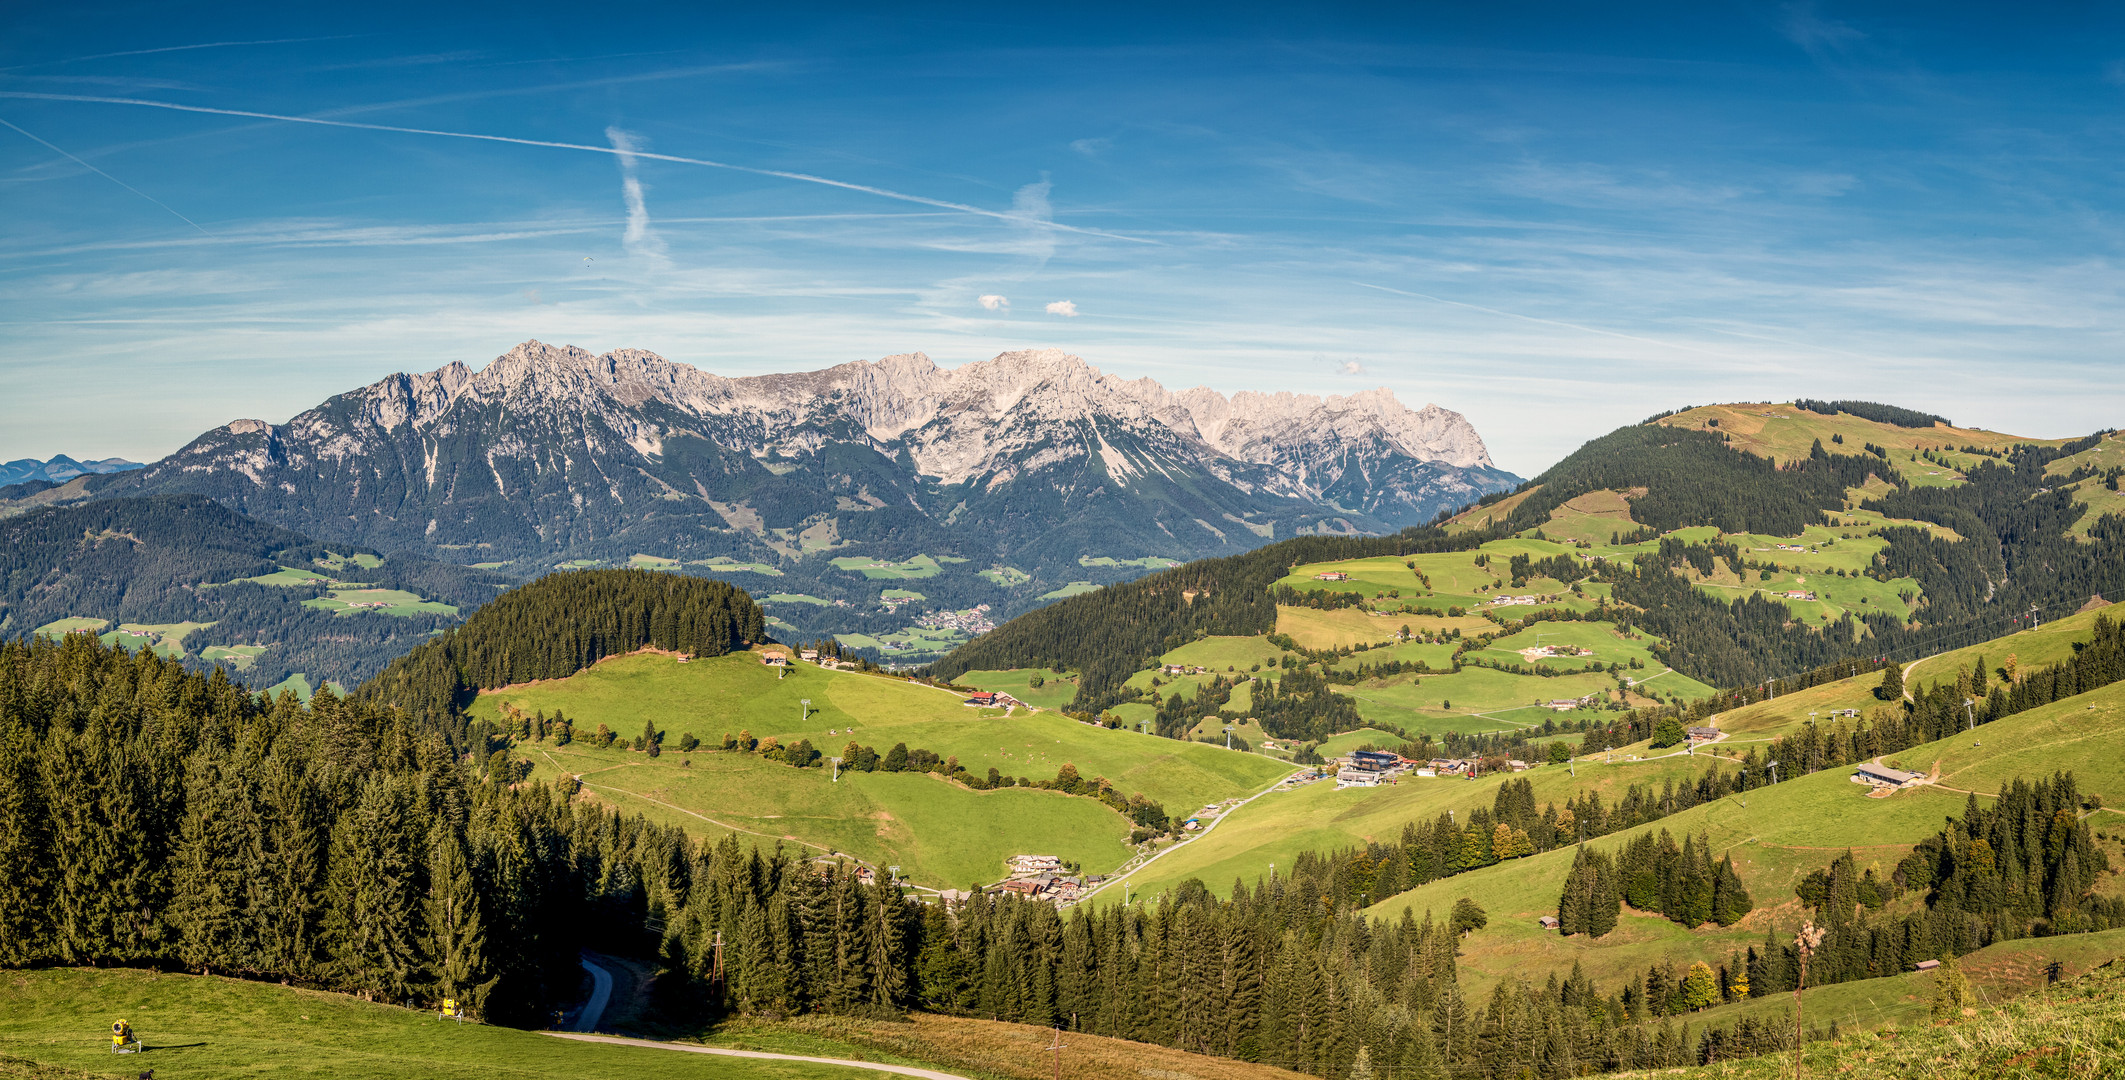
425 824 495 1015
1877 662 1905 701
322 776 425 1002
0 724 50 965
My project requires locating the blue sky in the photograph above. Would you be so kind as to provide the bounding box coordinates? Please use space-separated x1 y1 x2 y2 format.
2 3 2121 474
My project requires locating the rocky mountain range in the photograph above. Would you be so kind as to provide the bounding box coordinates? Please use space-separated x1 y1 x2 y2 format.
76 342 1519 656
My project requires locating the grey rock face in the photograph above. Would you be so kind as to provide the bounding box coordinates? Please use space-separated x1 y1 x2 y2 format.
98 342 1519 639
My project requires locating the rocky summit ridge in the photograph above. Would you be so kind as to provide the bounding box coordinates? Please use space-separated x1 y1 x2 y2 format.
87 341 1520 648
311 341 1495 483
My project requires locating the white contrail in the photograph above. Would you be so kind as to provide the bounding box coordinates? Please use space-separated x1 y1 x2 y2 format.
1353 281 1747 361
0 91 1155 244
0 116 211 236
2 35 367 70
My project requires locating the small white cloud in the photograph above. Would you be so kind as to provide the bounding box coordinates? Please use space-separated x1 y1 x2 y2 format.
1045 300 1079 317
978 294 1009 312
1070 137 1111 157
1339 360 1366 375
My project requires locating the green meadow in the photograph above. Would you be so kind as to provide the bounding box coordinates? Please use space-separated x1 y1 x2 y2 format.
538 739 1135 886
692 555 785 576
0 967 862 1080
303 588 456 617
99 621 213 658
465 652 1291 880
1313 728 1409 757
31 616 107 637
1906 603 2112 689
830 554 944 580
1037 582 1100 600
236 565 336 586
313 551 384 571
1110 749 1730 909
1357 679 2125 999
954 668 1081 710
1079 555 1183 569
978 565 1030 586
199 643 268 670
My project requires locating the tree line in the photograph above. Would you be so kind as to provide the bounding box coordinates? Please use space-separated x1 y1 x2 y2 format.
358 569 765 735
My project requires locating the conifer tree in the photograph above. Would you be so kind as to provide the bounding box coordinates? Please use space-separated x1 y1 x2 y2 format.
0 724 50 964
425 824 495 1015
322 775 425 1002
169 753 256 975
1877 662 1905 701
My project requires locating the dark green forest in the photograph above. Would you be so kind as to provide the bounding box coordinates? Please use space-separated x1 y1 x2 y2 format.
1793 399 1952 429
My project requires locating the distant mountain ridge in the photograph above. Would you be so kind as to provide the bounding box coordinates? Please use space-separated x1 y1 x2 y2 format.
81 342 1520 652
0 454 141 489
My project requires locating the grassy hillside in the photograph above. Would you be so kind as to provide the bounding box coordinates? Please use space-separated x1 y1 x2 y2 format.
1361 677 2125 999
1616 952 2125 1079
468 651 1290 885
1906 603 2114 689
1653 402 2063 469
0 968 853 1080
1102 747 1731 907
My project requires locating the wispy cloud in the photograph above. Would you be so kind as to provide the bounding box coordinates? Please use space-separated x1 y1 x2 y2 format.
1338 359 1366 375
1045 300 1079 317
0 117 210 236
0 92 1156 245
978 294 1008 311
606 127 666 261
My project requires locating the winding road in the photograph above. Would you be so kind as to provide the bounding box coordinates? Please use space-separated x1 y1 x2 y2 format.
542 1033 975 1079
572 954 614 1033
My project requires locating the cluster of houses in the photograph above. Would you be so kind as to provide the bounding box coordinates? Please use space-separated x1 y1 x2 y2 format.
1545 694 1599 711
1686 725 1723 744
916 604 996 636
961 690 1026 709
1521 644 1594 661
1415 756 1532 779
1486 594 1546 607
994 855 1105 904
1314 571 1352 582
1782 590 1819 601
1336 748 1413 788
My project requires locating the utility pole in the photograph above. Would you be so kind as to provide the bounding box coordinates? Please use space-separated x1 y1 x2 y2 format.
800 698 812 724
1965 699 1976 732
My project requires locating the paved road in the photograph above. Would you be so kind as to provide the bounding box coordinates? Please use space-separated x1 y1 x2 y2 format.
543 1032 975 1079
1078 767 1297 903
573 954 613 1033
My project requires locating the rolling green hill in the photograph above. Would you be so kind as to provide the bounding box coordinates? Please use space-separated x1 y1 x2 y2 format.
465 650 1291 886
1358 675 2125 999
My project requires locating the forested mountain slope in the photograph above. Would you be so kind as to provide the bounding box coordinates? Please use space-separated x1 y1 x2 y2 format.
0 495 507 688
940 402 2124 710
68 342 1519 659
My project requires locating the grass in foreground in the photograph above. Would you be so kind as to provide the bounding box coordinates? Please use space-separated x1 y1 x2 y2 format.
0 968 853 1080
